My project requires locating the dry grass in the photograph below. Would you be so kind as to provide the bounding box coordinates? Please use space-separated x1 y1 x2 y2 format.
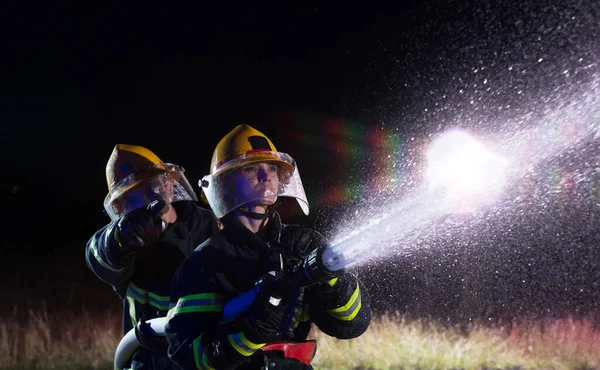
309 314 600 370
0 305 121 370
2 307 600 370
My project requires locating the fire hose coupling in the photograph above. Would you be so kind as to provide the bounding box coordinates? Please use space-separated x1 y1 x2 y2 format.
292 246 346 287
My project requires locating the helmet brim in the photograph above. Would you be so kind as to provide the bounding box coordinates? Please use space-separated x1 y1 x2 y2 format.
201 151 308 218
103 163 196 221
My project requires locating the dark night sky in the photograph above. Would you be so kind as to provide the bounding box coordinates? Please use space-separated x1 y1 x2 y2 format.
0 3 436 251
2 0 600 321
1 0 599 244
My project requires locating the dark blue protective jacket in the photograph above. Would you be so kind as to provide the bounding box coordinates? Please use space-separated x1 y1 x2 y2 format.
165 212 371 370
85 200 218 369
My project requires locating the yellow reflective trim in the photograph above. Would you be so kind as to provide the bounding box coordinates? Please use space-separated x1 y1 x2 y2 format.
346 301 362 321
299 304 311 322
89 237 123 272
126 296 137 328
327 277 338 287
227 332 264 356
329 283 359 313
327 283 362 321
240 333 264 349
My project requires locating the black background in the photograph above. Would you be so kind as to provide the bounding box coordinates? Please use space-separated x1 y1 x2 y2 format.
2 1 600 322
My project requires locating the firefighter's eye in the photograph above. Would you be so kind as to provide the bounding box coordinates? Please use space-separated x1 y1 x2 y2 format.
243 165 258 173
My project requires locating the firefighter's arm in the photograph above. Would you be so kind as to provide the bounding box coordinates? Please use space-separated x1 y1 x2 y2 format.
85 222 136 298
307 271 372 339
165 254 283 370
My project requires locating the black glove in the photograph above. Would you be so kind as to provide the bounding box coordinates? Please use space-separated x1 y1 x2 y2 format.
309 269 354 309
114 200 167 250
241 277 289 344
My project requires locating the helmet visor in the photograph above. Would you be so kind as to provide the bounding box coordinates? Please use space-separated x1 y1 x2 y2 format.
200 151 309 218
103 163 198 221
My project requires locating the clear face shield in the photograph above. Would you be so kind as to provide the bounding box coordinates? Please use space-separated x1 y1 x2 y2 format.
200 151 309 219
103 163 198 222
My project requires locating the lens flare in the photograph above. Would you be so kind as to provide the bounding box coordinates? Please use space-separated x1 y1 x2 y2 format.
425 129 510 213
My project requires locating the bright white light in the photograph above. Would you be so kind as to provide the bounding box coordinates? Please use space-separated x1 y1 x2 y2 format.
425 129 509 212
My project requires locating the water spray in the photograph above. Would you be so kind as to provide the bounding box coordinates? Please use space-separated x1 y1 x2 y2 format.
314 129 513 270
114 104 600 369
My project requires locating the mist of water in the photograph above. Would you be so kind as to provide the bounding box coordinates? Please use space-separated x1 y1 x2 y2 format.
324 76 600 272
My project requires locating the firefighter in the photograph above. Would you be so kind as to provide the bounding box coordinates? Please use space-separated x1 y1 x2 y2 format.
165 124 371 369
85 144 219 369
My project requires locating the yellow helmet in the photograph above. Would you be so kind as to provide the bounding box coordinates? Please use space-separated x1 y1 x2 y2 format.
105 144 163 191
103 144 198 221
208 124 294 176
200 124 309 218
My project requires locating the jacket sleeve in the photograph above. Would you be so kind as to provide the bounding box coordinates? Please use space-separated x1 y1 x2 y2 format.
85 222 136 298
165 247 266 370
306 270 372 340
284 225 372 340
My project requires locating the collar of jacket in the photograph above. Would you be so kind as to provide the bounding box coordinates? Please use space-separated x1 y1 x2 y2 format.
222 211 284 256
163 200 194 239
171 200 194 222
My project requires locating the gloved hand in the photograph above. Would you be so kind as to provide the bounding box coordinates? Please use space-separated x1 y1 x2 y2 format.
114 200 167 250
307 270 359 313
279 227 344 287
290 245 345 287
240 276 289 344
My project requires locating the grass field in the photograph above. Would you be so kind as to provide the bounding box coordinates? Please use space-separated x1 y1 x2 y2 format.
2 306 600 370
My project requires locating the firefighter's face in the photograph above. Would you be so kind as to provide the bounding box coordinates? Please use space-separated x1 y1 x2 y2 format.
234 161 280 209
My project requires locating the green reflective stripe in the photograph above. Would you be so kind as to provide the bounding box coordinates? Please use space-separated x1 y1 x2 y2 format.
299 303 311 322
126 282 170 311
169 293 224 318
193 335 215 370
126 296 137 329
327 283 362 321
127 283 147 304
148 291 170 311
89 237 123 272
227 332 264 356
326 277 338 287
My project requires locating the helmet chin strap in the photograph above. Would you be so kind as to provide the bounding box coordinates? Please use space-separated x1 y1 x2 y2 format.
236 199 282 220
